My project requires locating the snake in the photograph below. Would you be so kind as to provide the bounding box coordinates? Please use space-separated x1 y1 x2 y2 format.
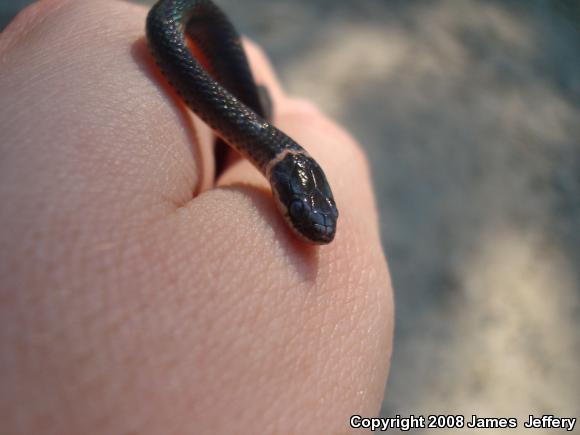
146 0 338 244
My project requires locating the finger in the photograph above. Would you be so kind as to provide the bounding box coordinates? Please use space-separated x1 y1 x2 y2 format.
0 0 215 227
242 37 288 112
191 94 393 422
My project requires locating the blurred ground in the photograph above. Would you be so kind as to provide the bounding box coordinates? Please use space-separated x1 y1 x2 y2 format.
2 0 579 432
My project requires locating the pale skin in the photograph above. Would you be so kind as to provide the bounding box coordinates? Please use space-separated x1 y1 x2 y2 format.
0 0 393 434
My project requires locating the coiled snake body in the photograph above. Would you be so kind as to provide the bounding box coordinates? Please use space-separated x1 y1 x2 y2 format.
146 0 338 243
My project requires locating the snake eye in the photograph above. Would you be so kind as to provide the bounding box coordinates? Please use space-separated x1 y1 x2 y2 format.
289 199 307 219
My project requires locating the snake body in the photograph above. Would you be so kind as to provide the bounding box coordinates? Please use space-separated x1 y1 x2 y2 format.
146 0 338 244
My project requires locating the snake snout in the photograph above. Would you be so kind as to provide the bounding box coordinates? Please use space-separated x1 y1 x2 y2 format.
289 199 337 244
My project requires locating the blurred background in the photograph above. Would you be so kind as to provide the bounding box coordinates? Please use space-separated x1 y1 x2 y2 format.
2 0 579 432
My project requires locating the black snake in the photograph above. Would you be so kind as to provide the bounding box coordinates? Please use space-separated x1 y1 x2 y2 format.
146 0 338 243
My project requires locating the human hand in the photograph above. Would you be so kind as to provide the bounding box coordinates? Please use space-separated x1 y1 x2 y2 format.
0 1 393 434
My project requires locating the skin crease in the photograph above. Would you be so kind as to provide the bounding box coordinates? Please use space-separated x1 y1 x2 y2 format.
0 0 393 434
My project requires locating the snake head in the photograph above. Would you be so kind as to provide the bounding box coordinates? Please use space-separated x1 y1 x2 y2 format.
269 152 339 244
